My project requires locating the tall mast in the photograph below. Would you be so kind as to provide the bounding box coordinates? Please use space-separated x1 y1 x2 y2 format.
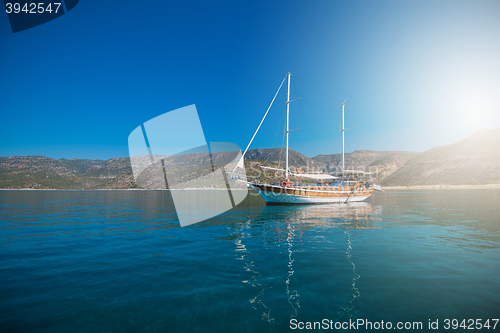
342 102 345 178
286 72 291 179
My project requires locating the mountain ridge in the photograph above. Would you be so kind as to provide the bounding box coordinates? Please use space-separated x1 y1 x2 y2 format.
380 128 500 186
1 128 499 189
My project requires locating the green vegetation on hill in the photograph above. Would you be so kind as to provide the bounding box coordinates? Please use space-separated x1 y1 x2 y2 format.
0 156 136 189
1 128 499 189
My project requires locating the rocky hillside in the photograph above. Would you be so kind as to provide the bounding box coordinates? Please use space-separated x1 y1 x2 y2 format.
381 128 500 186
244 148 416 180
1 128 499 188
311 150 417 180
0 156 136 189
244 148 311 167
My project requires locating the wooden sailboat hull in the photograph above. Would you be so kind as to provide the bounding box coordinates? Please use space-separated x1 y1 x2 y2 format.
249 184 372 204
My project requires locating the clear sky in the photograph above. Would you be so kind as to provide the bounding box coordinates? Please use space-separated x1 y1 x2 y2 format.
1 0 499 159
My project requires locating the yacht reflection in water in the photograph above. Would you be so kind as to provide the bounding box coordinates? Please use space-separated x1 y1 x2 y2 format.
229 202 382 322
233 220 276 323
288 202 381 227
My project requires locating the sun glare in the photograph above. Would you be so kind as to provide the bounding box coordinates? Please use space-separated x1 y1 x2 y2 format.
458 90 493 128
443 77 497 131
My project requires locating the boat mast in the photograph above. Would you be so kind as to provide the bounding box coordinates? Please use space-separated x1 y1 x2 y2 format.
342 102 345 179
286 72 291 180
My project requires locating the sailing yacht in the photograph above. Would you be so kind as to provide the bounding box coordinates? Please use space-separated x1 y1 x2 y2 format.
235 72 382 204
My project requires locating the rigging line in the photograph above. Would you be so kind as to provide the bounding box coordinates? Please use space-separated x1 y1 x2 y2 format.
345 111 364 151
292 84 321 158
292 74 343 105
341 106 362 169
278 87 288 169
353 129 364 151
335 130 341 153
334 139 341 171
292 83 312 172
278 119 287 169
293 79 324 152
290 81 301 154
293 79 337 154
292 81 321 156
298 92 303 156
344 117 365 175
346 139 353 165
280 113 287 168
302 105 322 157
267 106 287 155
234 74 287 172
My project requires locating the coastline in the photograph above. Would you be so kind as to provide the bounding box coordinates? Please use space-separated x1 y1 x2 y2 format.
2 185 500 191
0 188 248 191
382 184 500 190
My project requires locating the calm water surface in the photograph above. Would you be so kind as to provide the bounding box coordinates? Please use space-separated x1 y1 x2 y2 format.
0 189 499 332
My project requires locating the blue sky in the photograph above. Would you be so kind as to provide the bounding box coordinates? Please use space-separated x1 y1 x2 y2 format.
1 0 499 159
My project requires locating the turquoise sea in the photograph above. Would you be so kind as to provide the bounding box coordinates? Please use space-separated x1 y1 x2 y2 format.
0 189 499 332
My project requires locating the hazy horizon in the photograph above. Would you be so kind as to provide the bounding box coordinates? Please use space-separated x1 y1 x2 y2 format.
2 126 498 161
